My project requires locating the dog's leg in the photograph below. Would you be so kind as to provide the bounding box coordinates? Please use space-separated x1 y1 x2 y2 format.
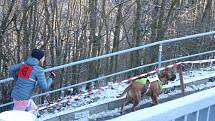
150 94 156 105
151 94 159 105
131 99 140 112
154 95 159 104
120 94 132 114
131 92 141 112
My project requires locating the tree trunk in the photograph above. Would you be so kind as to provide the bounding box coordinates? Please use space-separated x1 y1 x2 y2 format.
130 0 146 75
87 0 98 90
109 0 123 76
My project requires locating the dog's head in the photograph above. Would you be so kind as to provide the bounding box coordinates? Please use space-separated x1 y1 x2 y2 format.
159 71 176 84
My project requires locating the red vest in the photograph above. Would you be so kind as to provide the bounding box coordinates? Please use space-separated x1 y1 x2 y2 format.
18 64 33 79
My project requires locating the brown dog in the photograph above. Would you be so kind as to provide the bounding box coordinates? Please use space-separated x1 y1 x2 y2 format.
117 71 176 113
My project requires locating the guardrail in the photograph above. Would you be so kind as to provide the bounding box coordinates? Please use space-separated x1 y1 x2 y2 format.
108 87 215 121
0 31 215 109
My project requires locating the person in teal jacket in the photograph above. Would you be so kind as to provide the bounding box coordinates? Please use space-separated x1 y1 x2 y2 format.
9 49 56 116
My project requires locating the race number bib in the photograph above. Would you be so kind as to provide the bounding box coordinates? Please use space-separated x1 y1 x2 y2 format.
18 64 33 79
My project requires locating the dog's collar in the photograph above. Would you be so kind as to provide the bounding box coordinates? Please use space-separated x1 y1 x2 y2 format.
147 74 164 90
147 74 160 82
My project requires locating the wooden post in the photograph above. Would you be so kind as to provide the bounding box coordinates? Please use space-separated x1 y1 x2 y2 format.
177 64 185 96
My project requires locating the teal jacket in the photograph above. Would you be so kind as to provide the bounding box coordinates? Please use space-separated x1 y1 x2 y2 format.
9 56 54 100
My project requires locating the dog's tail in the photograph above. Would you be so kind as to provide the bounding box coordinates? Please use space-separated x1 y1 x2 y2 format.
116 84 132 98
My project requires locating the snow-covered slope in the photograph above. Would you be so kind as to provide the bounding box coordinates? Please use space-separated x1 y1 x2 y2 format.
38 66 215 121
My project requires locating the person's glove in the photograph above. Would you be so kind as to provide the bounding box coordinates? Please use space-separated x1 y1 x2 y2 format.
49 72 56 79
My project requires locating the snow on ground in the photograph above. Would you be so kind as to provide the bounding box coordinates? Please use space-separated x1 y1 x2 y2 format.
38 66 215 121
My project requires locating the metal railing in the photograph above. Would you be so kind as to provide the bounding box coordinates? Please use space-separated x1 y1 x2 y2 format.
0 31 215 109
108 87 215 121
1 31 215 84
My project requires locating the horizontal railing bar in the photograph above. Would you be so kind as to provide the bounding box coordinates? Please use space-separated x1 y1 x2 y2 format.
44 31 215 72
0 102 13 108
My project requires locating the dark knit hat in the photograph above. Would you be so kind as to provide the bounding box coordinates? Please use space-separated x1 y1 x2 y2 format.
31 49 44 60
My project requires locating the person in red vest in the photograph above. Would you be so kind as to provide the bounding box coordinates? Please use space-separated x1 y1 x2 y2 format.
9 49 56 116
